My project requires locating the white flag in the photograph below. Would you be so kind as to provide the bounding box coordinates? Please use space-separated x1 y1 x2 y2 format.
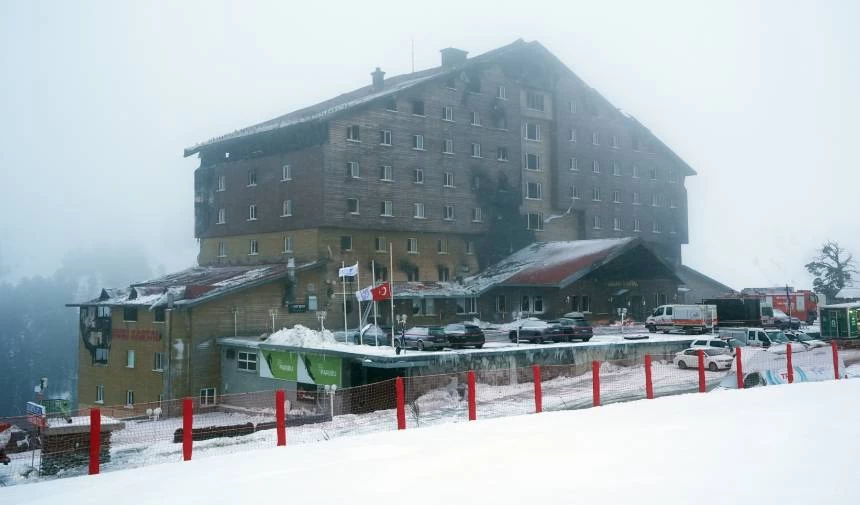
355 287 373 302
338 263 358 277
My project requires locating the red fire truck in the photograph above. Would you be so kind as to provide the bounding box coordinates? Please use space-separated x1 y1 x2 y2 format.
740 287 819 324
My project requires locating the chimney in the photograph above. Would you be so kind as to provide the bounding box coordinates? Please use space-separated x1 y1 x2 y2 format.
440 47 468 68
371 67 385 90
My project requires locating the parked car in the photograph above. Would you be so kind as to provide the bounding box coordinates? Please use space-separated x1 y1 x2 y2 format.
690 338 738 355
673 348 734 371
397 326 448 351
443 323 485 349
773 309 801 330
783 330 827 349
558 317 593 342
350 324 392 346
764 329 807 354
509 319 579 344
645 304 716 334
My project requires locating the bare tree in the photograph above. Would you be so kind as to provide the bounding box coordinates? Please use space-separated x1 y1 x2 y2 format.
805 241 856 301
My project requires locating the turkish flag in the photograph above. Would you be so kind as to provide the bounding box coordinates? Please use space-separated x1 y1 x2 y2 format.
371 282 391 301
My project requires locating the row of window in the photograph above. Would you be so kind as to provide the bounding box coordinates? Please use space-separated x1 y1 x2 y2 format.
217 235 477 258
525 212 678 234
221 165 292 192
93 348 164 371
120 306 165 323
94 386 215 407
346 199 484 221
564 157 678 181
346 163 505 184
566 187 682 207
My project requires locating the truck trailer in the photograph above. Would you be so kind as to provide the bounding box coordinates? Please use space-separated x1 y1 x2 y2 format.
702 297 775 328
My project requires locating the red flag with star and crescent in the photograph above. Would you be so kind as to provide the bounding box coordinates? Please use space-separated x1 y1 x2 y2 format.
370 282 391 301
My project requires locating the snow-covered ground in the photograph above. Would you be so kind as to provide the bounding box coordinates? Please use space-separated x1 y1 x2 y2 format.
4 380 858 504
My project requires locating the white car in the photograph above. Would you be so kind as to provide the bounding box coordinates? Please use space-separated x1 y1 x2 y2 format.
673 348 734 371
784 330 827 349
690 338 739 355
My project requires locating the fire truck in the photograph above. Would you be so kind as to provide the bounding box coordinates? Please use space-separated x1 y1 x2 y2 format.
740 287 820 324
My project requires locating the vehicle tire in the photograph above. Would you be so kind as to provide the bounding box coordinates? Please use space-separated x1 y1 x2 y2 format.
416 340 425 351
581 337 591 342
678 360 687 370
475 344 483 349
647 325 656 333
708 362 718 372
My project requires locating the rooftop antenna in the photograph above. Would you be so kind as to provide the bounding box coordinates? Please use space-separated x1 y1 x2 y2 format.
411 38 415 74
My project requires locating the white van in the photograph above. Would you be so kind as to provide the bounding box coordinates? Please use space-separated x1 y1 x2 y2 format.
646 304 716 334
718 327 795 351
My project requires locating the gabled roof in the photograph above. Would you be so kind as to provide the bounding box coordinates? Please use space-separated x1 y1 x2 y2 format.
465 238 646 293
676 265 735 294
67 262 323 309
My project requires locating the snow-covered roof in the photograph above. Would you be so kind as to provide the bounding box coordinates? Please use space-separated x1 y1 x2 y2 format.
835 285 860 300
68 261 323 310
465 238 639 293
392 281 474 299
821 302 860 309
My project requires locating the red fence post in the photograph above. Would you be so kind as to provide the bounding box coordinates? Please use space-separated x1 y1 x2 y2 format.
467 370 477 421
275 389 286 446
736 347 744 389
532 364 543 413
182 397 193 461
831 341 840 380
786 344 794 384
644 354 654 400
592 360 601 407
697 350 706 393
395 377 406 430
88 408 100 475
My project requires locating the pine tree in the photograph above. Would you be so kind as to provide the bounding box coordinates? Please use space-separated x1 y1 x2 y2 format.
805 241 856 301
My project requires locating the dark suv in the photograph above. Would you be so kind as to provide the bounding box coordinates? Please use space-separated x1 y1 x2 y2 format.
557 317 593 342
398 326 449 351
443 323 485 349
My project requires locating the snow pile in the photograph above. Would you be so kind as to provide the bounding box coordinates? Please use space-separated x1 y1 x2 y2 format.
264 325 338 347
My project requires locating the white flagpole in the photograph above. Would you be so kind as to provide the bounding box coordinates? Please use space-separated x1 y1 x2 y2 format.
389 242 395 349
372 260 379 346
341 261 348 345
357 263 362 345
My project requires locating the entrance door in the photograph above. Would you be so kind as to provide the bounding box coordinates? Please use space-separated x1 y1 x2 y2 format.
630 296 644 321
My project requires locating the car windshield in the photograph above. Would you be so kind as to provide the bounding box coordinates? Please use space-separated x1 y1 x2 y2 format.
429 328 445 336
726 339 742 348
765 331 789 343
704 348 730 356
790 333 812 341
522 321 546 328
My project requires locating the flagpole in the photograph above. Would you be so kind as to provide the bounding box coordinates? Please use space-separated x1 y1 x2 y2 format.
371 261 379 346
341 261 348 345
357 263 362 345
389 242 395 349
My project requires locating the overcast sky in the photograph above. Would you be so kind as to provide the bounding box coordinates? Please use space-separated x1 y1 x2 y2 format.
1 0 858 291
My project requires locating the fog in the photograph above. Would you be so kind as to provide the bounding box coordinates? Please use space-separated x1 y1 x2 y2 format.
1 0 858 290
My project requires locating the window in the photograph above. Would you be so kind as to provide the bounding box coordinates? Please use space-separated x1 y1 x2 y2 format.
95 348 109 364
98 306 111 318
524 123 541 141
496 295 507 313
633 218 641 232
437 266 450 281
217 175 226 191
592 160 600 174
581 295 591 312
340 235 352 251
282 200 293 217
471 175 480 190
569 128 577 142
456 297 479 314
217 241 227 258
385 97 397 111
375 236 387 252
381 200 393 216
649 167 658 180
527 213 544 231
442 106 454 121
412 100 425 116
283 235 293 253
126 349 135 368
123 307 138 322
413 202 425 218
249 239 259 255
526 91 545 111
472 207 483 222
411 297 435 314
247 168 257 186
612 190 621 203
413 168 424 183
668 169 678 183
651 194 660 207
248 204 257 220
670 197 678 208
612 161 621 176
524 153 541 171
497 147 509 161
347 198 359 214
569 100 578 113
652 220 662 233
347 161 360 178
526 182 543 200
632 165 640 178
96 385 104 404
412 134 424 150
374 267 388 282
380 129 392 146
466 240 475 255
154 352 164 371
126 390 135 407
443 205 455 221
281 164 291 181
632 192 640 205
611 135 620 149
471 111 481 126
496 85 507 99
570 186 582 200
200 388 216 406
670 222 678 234
533 296 544 313
592 187 602 201
407 238 418 254
154 307 165 323
613 217 623 231
494 115 508 130
445 76 456 89
217 208 226 224
437 239 450 254
237 351 257 372
380 165 393 181
346 125 360 142
569 157 579 171
443 172 454 187
442 139 454 154
471 143 481 158
592 215 602 229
